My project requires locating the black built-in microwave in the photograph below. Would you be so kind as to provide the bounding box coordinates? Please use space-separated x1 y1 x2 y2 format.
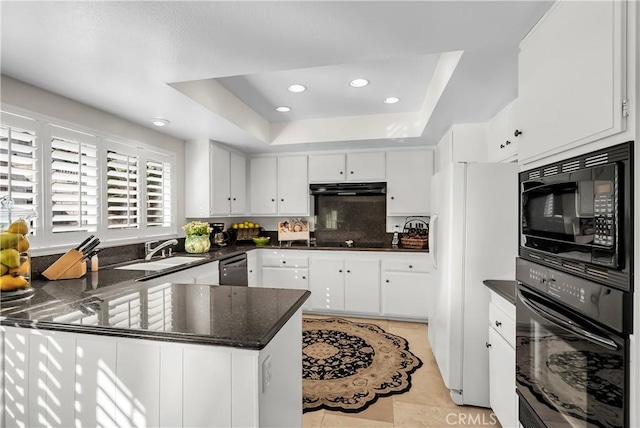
519 141 633 291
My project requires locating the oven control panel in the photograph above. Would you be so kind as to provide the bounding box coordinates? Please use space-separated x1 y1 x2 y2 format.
593 193 615 247
516 257 625 333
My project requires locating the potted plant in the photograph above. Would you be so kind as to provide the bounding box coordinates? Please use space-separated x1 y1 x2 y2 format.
182 221 213 253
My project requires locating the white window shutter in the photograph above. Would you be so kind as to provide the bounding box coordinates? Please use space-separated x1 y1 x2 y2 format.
107 149 139 230
0 112 39 233
50 133 98 233
146 157 172 228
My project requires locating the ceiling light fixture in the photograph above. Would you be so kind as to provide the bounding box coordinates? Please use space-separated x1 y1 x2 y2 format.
275 106 291 112
384 97 400 104
151 118 170 127
349 78 369 88
287 84 306 93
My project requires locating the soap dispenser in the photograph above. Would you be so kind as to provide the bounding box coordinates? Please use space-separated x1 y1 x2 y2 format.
391 225 400 247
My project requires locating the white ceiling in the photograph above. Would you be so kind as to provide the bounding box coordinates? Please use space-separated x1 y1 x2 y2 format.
0 1 552 154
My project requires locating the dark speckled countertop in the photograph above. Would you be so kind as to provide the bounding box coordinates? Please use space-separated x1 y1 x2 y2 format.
1 243 422 349
482 280 517 305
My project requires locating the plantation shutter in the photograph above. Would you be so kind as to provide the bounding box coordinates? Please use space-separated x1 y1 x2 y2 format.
107 149 139 229
0 113 38 232
146 156 172 228
50 128 99 233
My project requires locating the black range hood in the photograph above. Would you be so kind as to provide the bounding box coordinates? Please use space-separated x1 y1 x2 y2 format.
309 182 386 196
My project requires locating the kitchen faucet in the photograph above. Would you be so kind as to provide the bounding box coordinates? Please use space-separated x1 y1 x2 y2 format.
145 239 178 261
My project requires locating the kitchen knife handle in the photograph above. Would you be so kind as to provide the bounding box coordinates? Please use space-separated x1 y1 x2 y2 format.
75 235 95 251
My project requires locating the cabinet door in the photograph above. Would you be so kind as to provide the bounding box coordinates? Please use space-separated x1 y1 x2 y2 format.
230 152 246 215
489 328 517 428
210 145 231 215
346 152 386 182
381 271 432 319
386 150 433 216
487 104 512 163
278 155 309 215
518 0 626 162
250 157 278 215
261 267 309 290
308 153 345 182
247 250 259 286
309 257 345 311
344 259 380 314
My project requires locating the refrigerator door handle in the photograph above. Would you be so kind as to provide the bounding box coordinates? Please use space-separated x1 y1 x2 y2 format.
429 214 438 270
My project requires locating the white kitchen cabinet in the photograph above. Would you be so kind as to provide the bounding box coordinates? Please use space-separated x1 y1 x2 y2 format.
308 152 385 183
247 250 259 286
381 255 433 320
185 140 246 217
249 155 309 216
261 252 309 295
144 261 220 286
487 291 517 428
486 99 518 163
308 256 380 314
344 258 380 314
386 150 434 216
309 257 345 311
517 0 627 163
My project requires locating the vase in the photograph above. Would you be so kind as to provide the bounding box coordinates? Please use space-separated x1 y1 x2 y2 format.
185 234 211 253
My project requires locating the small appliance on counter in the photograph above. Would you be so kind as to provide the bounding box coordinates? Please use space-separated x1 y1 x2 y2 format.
211 223 228 247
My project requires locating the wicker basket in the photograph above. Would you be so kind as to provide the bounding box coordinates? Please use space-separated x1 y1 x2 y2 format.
235 227 261 241
401 217 429 249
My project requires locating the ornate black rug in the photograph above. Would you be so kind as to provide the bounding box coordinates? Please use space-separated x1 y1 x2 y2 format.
302 317 422 413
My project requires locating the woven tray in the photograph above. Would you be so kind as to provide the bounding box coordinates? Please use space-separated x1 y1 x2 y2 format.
400 236 428 249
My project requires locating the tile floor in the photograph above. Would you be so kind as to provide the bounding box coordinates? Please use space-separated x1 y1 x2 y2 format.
302 316 501 428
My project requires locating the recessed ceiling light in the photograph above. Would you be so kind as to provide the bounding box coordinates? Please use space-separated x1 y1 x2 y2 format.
151 118 170 127
384 97 400 104
288 84 306 93
275 106 291 112
349 78 369 88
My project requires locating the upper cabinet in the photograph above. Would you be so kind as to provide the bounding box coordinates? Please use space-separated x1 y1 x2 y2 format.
185 140 246 217
486 99 518 163
386 150 434 216
517 0 627 163
308 152 385 183
249 155 309 216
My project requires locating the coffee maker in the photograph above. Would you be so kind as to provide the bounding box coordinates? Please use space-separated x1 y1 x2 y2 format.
211 223 228 246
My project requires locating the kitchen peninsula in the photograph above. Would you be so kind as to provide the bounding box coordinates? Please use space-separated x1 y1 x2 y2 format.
1 266 310 428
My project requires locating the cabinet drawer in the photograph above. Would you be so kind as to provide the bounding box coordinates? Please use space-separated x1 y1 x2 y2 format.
382 258 430 273
261 254 309 268
489 302 515 348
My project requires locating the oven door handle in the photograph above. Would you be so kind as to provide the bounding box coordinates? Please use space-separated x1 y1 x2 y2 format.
518 290 619 351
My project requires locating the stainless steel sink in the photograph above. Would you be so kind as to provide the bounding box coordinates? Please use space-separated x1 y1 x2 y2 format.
115 256 206 271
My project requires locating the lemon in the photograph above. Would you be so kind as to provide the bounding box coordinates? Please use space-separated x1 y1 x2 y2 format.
248 222 254 228
231 223 239 229
255 223 260 228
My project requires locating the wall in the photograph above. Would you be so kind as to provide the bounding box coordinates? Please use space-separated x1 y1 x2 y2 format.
0 75 187 242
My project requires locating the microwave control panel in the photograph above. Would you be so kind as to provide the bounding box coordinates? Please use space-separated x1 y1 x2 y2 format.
593 184 615 247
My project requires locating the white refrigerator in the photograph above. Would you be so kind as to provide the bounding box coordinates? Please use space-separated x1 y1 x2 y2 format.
427 162 519 407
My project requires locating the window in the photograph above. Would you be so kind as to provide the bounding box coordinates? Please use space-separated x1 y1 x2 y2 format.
106 147 139 230
50 126 98 233
146 156 172 228
0 112 38 233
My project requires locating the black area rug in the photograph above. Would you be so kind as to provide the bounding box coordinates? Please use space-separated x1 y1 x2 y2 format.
302 317 422 413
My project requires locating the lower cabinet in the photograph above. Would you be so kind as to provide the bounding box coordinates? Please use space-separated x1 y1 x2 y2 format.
344 259 380 314
487 291 517 428
381 256 433 320
262 267 309 290
2 311 303 428
308 257 345 311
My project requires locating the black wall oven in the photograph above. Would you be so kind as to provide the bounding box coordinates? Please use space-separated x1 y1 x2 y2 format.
519 142 633 291
516 258 631 428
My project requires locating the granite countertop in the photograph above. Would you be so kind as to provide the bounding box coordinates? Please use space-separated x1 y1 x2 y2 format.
1 281 310 350
483 279 517 305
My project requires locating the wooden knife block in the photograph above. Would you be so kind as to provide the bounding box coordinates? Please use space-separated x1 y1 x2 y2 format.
42 249 87 280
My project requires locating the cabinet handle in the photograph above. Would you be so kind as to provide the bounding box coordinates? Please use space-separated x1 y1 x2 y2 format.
271 198 275 202
339 269 343 273
233 198 236 201
514 129 522 137
500 144 505 149
495 320 502 327
505 140 511 146
227 197 231 201
280 198 284 202
282 261 286 264
302 276 306 279
350 171 354 174
249 270 253 273
409 265 413 269
386 279 390 283
346 270 351 273
340 171 344 175
485 342 492 348
390 196 395 200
